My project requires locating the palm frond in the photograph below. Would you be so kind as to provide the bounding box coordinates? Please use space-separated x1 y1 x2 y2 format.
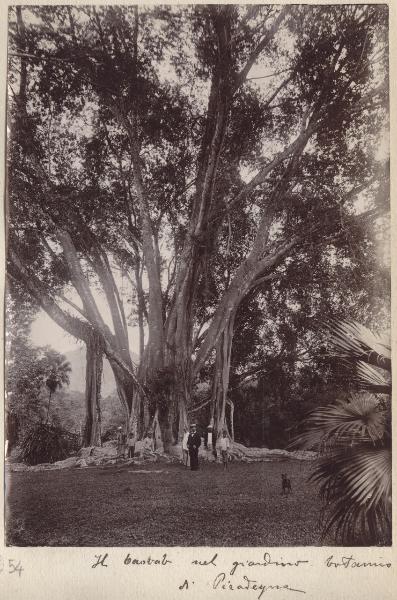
311 446 391 544
295 319 392 545
326 321 391 371
355 361 391 394
290 393 386 450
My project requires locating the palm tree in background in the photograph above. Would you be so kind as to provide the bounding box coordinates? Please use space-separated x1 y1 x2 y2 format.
293 321 391 545
44 350 72 423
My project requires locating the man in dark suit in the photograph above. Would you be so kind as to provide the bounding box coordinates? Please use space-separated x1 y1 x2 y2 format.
187 424 201 471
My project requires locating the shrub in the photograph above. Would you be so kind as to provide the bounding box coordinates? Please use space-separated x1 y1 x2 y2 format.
19 423 78 465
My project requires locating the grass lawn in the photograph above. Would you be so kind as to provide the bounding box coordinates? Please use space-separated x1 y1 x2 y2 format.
6 460 332 546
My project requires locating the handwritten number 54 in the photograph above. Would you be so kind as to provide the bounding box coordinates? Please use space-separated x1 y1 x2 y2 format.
0 557 24 577
9 559 24 576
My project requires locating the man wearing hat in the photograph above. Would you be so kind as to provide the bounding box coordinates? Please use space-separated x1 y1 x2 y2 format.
187 424 201 471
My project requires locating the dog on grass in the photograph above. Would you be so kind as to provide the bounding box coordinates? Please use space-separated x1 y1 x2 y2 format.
281 473 292 495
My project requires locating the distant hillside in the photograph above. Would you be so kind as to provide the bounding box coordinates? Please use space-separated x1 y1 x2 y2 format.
65 347 138 396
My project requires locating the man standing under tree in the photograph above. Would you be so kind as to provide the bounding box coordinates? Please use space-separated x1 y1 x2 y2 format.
187 424 201 471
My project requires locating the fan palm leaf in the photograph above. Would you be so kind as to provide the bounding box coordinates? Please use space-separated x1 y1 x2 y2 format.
291 393 385 450
355 361 391 393
294 320 391 544
326 320 391 370
311 446 391 543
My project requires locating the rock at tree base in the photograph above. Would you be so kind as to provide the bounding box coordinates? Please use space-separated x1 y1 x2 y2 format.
6 463 29 472
54 456 79 469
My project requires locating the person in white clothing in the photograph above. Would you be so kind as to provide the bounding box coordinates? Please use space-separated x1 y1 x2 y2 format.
143 432 153 453
182 426 189 467
219 430 230 470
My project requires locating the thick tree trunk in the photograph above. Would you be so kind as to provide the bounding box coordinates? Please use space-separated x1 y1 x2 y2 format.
132 312 193 449
157 401 175 453
162 308 194 444
210 312 235 443
109 360 136 425
227 399 235 441
134 259 146 361
144 365 191 450
82 333 104 446
210 346 222 448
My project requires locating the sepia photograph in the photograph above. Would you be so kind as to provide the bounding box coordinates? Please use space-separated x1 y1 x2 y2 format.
4 2 391 551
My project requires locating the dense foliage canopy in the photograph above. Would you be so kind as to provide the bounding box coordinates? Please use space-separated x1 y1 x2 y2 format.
7 5 389 447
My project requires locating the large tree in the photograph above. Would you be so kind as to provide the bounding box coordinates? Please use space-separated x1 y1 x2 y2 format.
7 5 389 448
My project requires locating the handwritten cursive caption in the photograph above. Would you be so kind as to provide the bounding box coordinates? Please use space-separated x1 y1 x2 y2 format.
89 551 392 597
